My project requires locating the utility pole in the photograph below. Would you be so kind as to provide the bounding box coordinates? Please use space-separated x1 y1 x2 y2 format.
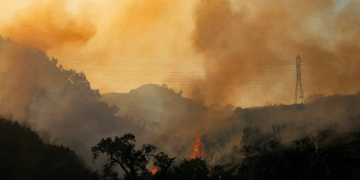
294 54 305 104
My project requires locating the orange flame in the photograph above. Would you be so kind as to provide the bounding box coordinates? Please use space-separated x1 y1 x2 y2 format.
190 133 205 159
151 166 158 174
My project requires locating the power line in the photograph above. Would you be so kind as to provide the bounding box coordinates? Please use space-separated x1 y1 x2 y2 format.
302 61 360 71
88 81 359 91
63 59 360 93
69 63 295 67
302 82 360 90
66 59 360 73
81 72 298 77
76 69 298 73
73 69 359 82
85 77 357 88
72 68 358 80
73 67 358 86
302 79 358 88
302 63 360 72
69 60 293 64
302 73 359 83
88 82 359 93
81 71 358 86
68 60 360 71
89 81 297 85
89 79 297 83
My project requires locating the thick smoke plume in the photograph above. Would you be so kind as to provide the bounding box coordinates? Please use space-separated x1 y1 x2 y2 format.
182 0 360 106
152 0 360 165
0 0 199 98
0 0 96 50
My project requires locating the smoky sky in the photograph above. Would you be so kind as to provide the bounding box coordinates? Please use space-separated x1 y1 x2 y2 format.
1 0 359 107
184 0 360 106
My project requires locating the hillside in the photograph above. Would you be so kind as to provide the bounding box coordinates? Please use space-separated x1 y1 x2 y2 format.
101 84 234 123
102 85 360 167
0 117 101 180
199 92 360 164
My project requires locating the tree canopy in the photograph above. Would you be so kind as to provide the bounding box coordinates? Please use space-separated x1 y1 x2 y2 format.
91 133 176 180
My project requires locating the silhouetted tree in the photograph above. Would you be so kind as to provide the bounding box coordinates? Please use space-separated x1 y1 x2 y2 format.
92 133 176 180
149 152 176 180
91 133 156 180
306 93 325 103
173 158 209 180
61 68 101 100
233 126 284 180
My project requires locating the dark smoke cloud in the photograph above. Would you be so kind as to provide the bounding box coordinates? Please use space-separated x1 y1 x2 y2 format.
184 0 360 106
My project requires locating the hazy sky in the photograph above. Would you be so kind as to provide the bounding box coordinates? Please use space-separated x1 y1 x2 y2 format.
0 0 359 107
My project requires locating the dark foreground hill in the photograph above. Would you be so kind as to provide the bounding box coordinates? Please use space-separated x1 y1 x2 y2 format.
0 117 101 180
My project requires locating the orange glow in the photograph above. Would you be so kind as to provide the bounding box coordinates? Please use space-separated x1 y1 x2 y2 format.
151 166 158 175
0 0 96 51
190 133 205 159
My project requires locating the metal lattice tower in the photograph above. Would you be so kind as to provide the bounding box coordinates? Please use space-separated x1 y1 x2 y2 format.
294 54 305 104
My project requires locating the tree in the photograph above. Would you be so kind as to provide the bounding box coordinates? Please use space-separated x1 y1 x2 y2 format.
91 133 176 180
233 127 283 180
173 158 209 180
61 68 101 100
91 133 155 180
149 152 176 180
306 94 325 103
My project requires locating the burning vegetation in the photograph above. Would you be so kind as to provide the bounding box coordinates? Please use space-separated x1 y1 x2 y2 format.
190 133 205 159
151 166 158 175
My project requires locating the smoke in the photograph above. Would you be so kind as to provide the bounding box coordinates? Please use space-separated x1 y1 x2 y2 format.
183 0 360 106
0 0 360 171
1 0 359 107
0 0 205 99
152 93 360 166
0 38 157 170
150 0 360 165
0 0 96 50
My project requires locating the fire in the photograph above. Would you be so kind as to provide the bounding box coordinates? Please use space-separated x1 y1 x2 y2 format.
151 166 158 174
190 133 205 159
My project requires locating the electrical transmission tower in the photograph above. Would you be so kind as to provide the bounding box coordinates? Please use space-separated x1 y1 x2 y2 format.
294 54 305 104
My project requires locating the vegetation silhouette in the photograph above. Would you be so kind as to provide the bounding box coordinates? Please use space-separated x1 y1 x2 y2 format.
0 117 101 180
149 152 176 180
232 125 360 180
173 158 209 180
91 133 176 180
3 92 360 179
